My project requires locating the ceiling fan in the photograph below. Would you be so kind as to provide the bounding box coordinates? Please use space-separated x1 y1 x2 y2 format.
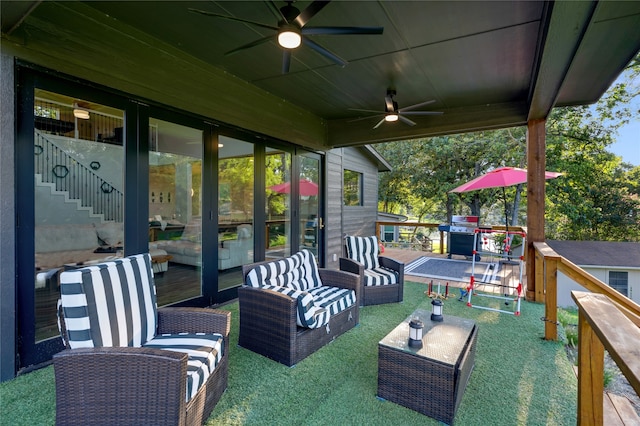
349 90 444 129
189 1 383 74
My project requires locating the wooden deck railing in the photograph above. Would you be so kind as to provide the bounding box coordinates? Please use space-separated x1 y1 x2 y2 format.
375 221 527 255
375 221 444 253
533 242 640 424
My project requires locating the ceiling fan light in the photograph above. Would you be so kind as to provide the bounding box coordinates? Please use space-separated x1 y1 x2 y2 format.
73 108 90 120
278 26 301 49
385 113 399 122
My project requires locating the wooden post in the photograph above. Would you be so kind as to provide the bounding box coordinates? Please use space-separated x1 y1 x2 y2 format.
526 119 547 302
577 309 605 424
544 256 558 341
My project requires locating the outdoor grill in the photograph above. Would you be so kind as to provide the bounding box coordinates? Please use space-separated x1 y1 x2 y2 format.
438 215 481 259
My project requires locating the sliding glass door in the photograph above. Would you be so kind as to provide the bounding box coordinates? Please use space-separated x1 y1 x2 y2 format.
299 152 322 260
15 66 325 373
148 118 203 306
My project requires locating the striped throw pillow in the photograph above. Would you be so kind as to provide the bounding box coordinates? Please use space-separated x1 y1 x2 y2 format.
261 285 330 329
299 249 322 290
59 253 157 349
345 236 380 269
245 250 323 291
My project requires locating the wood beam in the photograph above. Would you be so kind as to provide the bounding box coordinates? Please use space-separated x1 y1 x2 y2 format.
526 118 546 302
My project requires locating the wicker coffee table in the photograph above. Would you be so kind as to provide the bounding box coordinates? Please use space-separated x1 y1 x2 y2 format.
377 309 478 425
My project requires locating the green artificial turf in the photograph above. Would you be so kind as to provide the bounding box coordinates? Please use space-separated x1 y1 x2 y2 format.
0 282 577 425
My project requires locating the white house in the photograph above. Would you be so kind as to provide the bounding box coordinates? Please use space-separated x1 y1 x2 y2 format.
546 240 640 307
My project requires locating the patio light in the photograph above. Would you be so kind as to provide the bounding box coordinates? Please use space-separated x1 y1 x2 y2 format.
384 113 399 122
408 318 424 348
431 299 444 322
73 104 90 120
278 25 301 49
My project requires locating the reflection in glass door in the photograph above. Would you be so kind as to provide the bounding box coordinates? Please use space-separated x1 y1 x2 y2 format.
266 147 292 260
299 153 322 260
148 118 203 306
218 136 255 290
33 89 125 342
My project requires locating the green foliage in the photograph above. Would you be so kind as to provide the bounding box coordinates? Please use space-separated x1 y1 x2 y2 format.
269 234 287 248
544 66 640 241
378 55 640 241
603 368 617 388
377 129 528 224
557 308 579 348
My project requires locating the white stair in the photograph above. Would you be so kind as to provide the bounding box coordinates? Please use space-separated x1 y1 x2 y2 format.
35 174 106 224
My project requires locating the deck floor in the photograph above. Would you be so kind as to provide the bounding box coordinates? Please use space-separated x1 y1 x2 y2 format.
383 247 526 293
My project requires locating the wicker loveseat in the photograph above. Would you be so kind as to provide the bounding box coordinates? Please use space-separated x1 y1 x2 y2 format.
238 249 360 366
339 235 404 306
54 253 230 426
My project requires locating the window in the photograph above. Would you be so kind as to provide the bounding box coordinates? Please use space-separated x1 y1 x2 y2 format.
344 169 362 206
608 271 628 296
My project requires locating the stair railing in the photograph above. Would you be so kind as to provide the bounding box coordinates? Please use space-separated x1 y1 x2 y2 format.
34 131 123 222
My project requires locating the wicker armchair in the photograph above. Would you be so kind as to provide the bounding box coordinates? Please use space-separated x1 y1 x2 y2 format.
238 250 360 366
54 254 230 426
339 235 404 306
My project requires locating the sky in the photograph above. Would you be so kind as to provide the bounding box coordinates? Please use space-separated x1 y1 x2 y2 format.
609 115 640 166
605 70 639 166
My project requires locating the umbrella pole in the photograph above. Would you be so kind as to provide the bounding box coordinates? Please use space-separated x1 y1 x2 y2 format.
503 186 509 234
502 186 513 261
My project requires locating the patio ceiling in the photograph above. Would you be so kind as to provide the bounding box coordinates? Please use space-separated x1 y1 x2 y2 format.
2 1 640 149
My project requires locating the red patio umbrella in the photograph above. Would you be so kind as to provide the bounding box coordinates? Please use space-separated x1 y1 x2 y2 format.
269 179 318 196
450 166 562 231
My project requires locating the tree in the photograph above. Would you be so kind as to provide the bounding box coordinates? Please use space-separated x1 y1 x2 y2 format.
544 57 640 241
377 54 640 241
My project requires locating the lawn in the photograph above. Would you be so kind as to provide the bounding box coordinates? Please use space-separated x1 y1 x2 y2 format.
0 281 577 425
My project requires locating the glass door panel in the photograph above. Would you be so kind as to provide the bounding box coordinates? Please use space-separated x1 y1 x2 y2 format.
218 136 254 290
266 147 292 260
299 154 322 259
148 118 203 306
33 89 124 341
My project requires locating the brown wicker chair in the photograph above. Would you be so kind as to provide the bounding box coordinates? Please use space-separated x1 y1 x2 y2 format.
339 235 404 306
53 254 230 426
238 254 360 366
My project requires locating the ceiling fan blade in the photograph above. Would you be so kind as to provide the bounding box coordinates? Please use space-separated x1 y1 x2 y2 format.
301 37 347 67
302 26 384 35
188 8 279 31
267 1 288 23
348 115 383 123
373 118 386 129
398 99 436 112
401 111 444 116
225 35 275 56
348 108 385 114
384 95 395 112
295 0 331 28
399 115 417 126
282 50 291 74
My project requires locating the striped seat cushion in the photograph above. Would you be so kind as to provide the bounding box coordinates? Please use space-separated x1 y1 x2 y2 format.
59 253 157 349
260 285 330 329
363 267 399 287
245 249 322 291
308 286 356 315
345 236 380 269
143 332 224 403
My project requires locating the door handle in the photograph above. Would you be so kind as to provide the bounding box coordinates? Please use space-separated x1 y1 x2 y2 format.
319 217 324 229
